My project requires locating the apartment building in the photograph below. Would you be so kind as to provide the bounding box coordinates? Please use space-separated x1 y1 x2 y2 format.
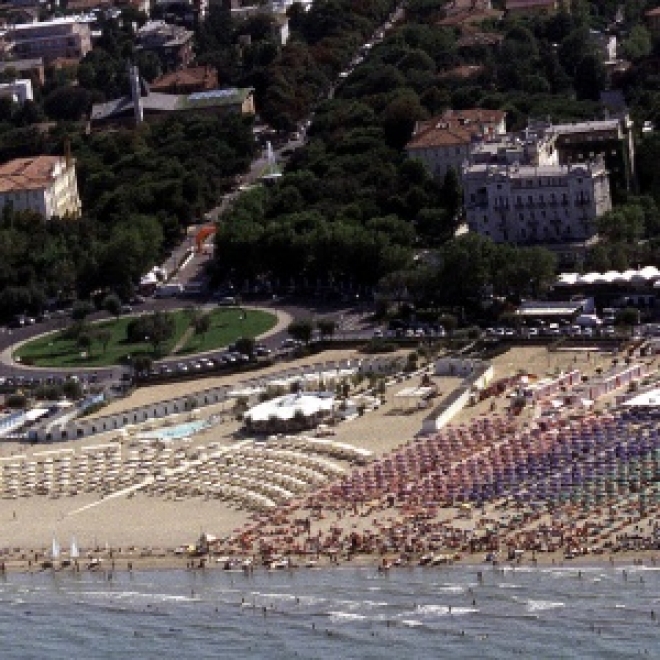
0 155 82 219
462 158 611 245
135 20 194 70
9 17 92 62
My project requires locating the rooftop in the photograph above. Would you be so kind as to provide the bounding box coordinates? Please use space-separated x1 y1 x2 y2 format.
91 87 254 121
0 155 71 193
463 160 606 178
551 118 622 135
150 65 217 91
10 16 88 30
556 267 660 287
406 108 506 150
406 123 475 149
516 299 588 316
0 57 43 70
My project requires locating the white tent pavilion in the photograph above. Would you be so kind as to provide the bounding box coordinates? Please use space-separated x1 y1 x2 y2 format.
244 392 335 433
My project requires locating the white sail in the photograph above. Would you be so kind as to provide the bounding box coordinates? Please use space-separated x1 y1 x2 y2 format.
51 536 60 560
70 537 79 559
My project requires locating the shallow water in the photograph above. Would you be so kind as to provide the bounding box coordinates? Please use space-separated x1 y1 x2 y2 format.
1 565 659 659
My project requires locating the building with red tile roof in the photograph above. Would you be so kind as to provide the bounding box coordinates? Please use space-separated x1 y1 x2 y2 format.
0 155 81 218
405 109 506 179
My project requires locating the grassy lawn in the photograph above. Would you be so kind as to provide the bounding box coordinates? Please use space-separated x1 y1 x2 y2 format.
177 308 276 355
15 308 276 368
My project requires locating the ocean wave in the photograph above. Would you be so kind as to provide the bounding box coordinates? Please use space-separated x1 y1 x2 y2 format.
335 599 388 611
250 591 299 602
436 585 465 594
75 590 198 603
526 600 565 612
399 619 424 627
328 611 368 623
416 604 478 616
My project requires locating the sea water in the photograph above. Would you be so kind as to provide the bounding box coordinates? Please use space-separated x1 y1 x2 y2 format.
0 565 659 659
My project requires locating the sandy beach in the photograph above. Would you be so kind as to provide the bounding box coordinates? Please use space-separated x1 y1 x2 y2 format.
2 343 659 572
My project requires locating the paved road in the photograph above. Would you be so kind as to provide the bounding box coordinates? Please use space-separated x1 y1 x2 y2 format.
0 298 377 386
0 6 405 386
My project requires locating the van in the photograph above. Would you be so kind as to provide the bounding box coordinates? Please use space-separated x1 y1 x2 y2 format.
154 283 183 298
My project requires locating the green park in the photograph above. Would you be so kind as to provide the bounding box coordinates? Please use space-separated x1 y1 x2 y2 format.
14 308 277 368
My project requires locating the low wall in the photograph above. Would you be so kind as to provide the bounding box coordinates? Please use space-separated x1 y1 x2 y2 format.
421 359 494 434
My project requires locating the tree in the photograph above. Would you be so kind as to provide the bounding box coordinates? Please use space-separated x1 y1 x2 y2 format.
615 307 640 327
132 355 153 375
125 311 176 354
621 25 651 61
102 293 122 317
43 86 93 121
193 314 211 336
76 332 92 355
441 168 462 220
147 311 176 355
597 206 644 244
234 336 255 358
96 329 112 353
381 91 427 149
317 319 336 339
438 313 458 334
287 319 314 344
574 54 607 101
5 393 27 408
62 379 82 400
71 300 94 321
188 307 211 336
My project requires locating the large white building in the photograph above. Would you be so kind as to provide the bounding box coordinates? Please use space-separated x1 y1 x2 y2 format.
0 155 82 219
462 158 612 244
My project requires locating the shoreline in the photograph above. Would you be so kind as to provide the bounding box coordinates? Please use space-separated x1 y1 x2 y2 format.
1 548 658 575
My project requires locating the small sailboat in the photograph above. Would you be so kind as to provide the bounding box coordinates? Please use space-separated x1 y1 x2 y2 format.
51 536 61 560
70 537 79 560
